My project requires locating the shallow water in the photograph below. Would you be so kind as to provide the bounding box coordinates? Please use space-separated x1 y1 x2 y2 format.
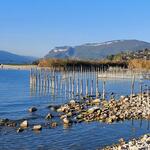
0 69 149 150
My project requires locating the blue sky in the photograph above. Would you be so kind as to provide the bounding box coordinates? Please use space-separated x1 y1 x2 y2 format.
0 0 150 57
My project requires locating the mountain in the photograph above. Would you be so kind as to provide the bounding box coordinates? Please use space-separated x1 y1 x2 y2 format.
45 40 150 60
0 50 37 64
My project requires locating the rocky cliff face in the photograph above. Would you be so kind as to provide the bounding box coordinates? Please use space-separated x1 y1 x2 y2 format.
45 40 150 60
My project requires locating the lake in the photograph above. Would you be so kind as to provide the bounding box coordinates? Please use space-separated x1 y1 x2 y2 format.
0 69 149 150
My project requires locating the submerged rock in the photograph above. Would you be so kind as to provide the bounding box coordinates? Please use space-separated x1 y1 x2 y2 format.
48 105 61 111
45 113 53 120
28 107 37 113
17 127 24 133
51 122 58 128
63 117 70 124
20 120 28 128
33 125 42 131
0 118 16 127
0 118 9 126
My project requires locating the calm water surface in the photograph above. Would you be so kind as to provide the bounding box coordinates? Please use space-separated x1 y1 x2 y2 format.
0 70 149 150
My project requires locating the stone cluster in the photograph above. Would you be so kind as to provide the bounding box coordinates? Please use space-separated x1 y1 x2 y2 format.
0 93 149 133
55 93 150 124
102 134 150 150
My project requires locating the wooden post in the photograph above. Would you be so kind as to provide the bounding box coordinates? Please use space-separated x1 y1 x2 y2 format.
51 76 55 95
130 75 135 102
139 78 143 105
76 78 79 95
60 75 63 93
44 71 47 94
70 76 72 93
64 78 67 99
30 68 33 88
30 68 33 95
96 74 99 98
72 78 75 95
47 73 50 93
102 80 106 99
80 79 83 96
86 79 89 96
91 79 93 96
55 74 58 90
146 85 150 122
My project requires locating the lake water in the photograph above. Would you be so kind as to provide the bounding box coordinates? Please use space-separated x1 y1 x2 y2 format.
0 69 149 150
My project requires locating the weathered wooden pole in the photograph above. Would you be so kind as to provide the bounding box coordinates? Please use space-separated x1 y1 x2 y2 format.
60 75 63 93
33 69 36 90
102 80 106 100
64 78 67 99
30 68 34 96
146 85 150 123
86 79 89 96
91 79 93 96
72 78 75 95
96 74 99 98
47 73 50 93
76 78 79 95
44 71 47 94
30 68 33 88
68 76 70 93
55 74 58 90
81 65 83 74
139 78 143 105
51 76 55 95
130 75 135 102
36 68 38 88
80 79 83 96
37 70 40 94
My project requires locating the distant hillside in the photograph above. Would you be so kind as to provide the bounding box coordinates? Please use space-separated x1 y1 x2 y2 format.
0 50 37 64
107 48 150 61
45 40 150 60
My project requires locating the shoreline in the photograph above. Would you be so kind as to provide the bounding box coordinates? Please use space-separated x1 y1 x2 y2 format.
0 64 38 70
1 64 150 72
102 134 150 150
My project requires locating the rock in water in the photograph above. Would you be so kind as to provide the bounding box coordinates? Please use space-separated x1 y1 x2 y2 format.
28 107 37 113
20 120 28 128
92 99 100 104
106 118 113 124
87 106 100 114
63 118 70 124
33 125 42 131
0 118 9 126
45 113 53 120
69 100 76 105
51 122 58 128
0 118 16 127
17 127 24 133
56 108 62 112
47 105 61 111
119 138 125 145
